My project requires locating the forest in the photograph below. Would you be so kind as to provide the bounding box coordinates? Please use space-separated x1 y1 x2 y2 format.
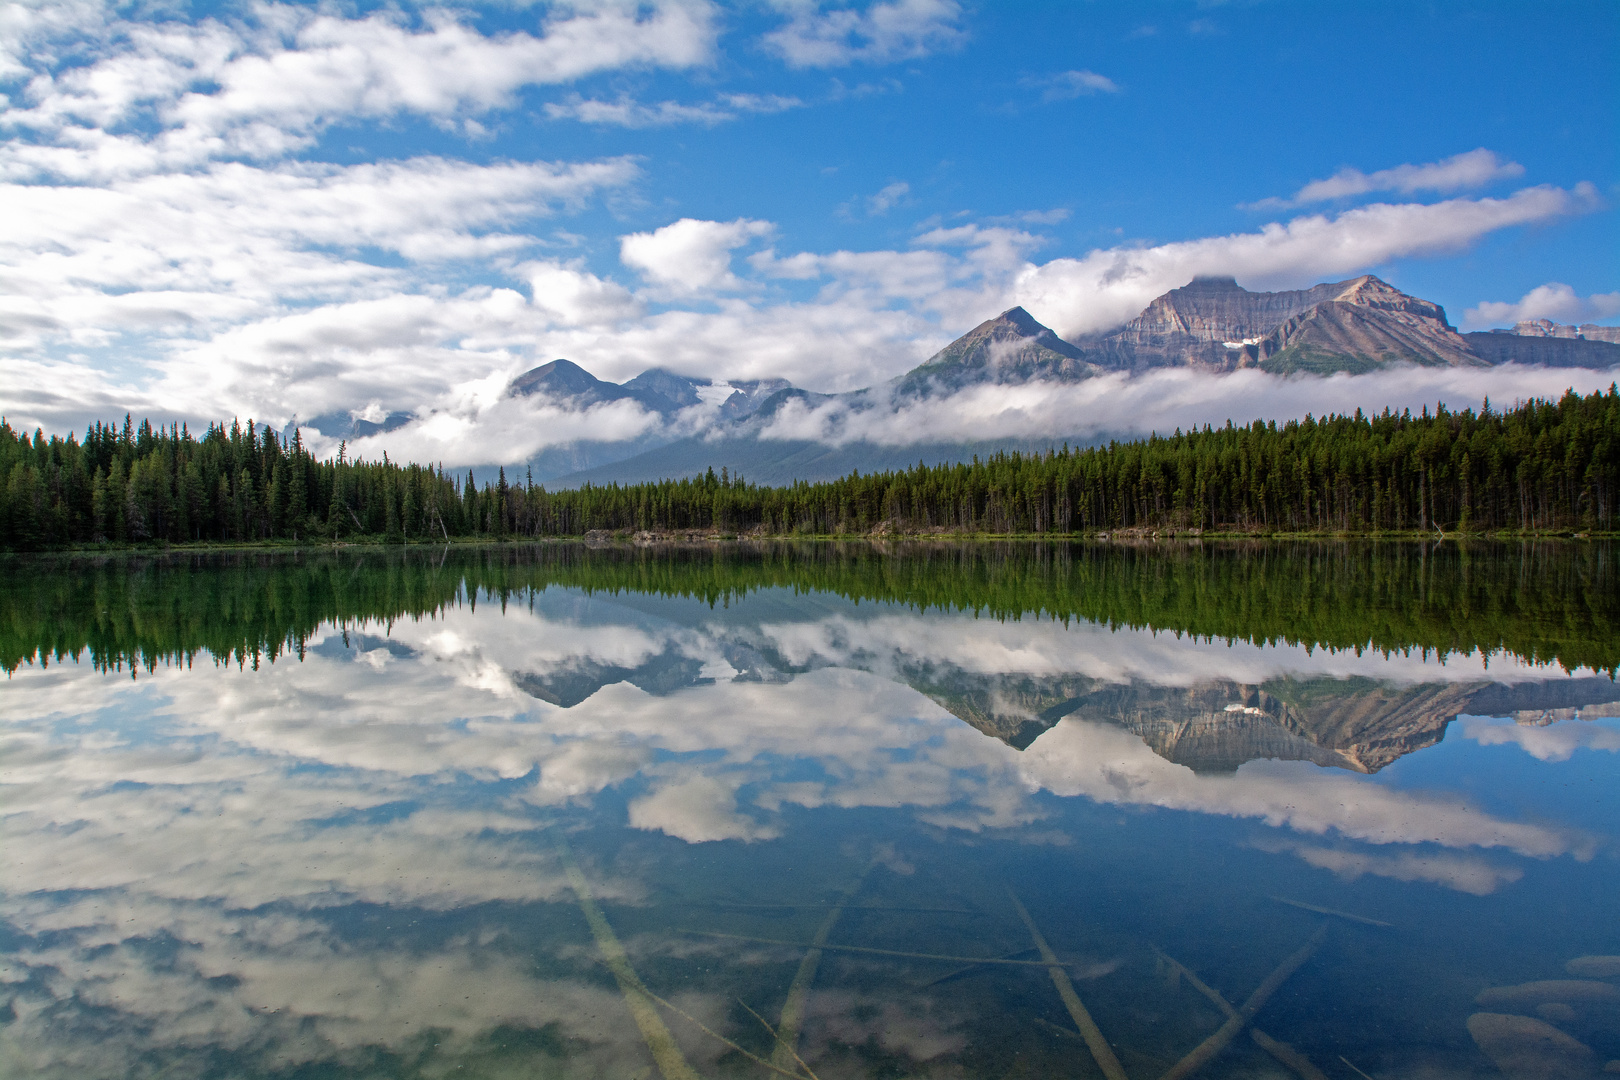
1 386 1616 551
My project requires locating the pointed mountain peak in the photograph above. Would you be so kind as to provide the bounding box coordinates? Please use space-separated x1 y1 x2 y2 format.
992 305 1046 332
510 358 611 399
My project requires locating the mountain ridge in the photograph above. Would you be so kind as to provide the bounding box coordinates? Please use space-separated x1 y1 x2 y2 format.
303 276 1620 486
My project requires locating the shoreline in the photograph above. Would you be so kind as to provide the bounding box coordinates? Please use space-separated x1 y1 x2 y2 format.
3 526 1614 557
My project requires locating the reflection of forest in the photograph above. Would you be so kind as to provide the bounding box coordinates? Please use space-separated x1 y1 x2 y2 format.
5 539 1616 675
911 670 1620 772
6 540 1618 777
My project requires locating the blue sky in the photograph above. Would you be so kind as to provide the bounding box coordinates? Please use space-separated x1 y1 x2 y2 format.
2 0 1616 462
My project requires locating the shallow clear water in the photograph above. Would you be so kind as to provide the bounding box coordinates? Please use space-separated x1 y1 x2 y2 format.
2 542 1618 1080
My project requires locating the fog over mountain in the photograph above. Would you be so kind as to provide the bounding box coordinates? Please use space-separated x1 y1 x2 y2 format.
322 275 1620 486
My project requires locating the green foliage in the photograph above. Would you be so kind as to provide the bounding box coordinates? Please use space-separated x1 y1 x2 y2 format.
4 539 1614 677
2 387 1617 551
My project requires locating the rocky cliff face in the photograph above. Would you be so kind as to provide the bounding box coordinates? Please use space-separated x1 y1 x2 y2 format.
1093 274 1479 375
1256 278 1482 374
1464 331 1620 368
1506 318 1620 344
1100 275 1355 367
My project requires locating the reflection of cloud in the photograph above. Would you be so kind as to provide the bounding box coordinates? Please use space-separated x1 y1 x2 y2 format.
760 610 1600 688
4 588 1602 1072
1458 716 1620 762
1019 720 1582 860
1 894 682 1079
1251 837 1524 895
629 774 780 842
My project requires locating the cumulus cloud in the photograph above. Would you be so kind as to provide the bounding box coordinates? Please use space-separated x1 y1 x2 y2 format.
1021 69 1120 102
619 217 776 294
1255 149 1526 209
764 0 965 67
1463 282 1620 330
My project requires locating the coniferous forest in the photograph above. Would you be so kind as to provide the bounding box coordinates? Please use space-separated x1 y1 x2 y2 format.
1 387 1616 551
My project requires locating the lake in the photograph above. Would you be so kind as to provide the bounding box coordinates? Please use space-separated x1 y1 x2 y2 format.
3 541 1618 1080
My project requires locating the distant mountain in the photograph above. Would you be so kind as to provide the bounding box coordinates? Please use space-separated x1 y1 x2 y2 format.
553 433 1064 487
1464 321 1620 367
496 360 794 481
893 306 1105 394
1500 318 1620 344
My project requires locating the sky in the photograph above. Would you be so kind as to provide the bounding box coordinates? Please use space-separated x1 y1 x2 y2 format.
2 0 1617 464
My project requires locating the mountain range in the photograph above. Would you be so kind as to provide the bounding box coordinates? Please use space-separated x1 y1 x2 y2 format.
302 276 1620 484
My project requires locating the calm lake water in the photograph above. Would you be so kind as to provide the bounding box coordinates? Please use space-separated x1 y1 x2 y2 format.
3 541 1618 1080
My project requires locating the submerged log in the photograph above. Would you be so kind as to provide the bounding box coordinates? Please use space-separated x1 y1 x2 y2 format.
554 835 703 1080
772 870 868 1073
679 929 1074 968
1153 945 1329 1080
1270 896 1392 927
1007 888 1129 1080
1158 924 1328 1080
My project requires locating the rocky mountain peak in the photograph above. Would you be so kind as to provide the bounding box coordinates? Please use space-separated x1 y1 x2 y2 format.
896 305 1100 393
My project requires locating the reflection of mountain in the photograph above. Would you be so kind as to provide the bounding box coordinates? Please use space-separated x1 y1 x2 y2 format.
514 652 708 706
513 642 790 706
900 670 1620 774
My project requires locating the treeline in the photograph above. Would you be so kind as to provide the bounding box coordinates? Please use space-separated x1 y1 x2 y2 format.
2 387 1617 550
5 540 1615 677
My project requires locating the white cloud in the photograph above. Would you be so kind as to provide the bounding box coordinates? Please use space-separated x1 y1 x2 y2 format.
2 2 719 176
619 216 775 294
1018 184 1599 338
1463 282 1620 330
1022 69 1120 102
527 260 645 326
1258 149 1526 209
764 0 965 68
544 91 802 127
865 179 910 215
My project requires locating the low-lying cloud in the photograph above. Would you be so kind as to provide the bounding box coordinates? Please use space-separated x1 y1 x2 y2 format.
755 362 1620 450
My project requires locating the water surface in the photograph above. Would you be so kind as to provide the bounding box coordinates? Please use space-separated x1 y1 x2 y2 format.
3 542 1618 1080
